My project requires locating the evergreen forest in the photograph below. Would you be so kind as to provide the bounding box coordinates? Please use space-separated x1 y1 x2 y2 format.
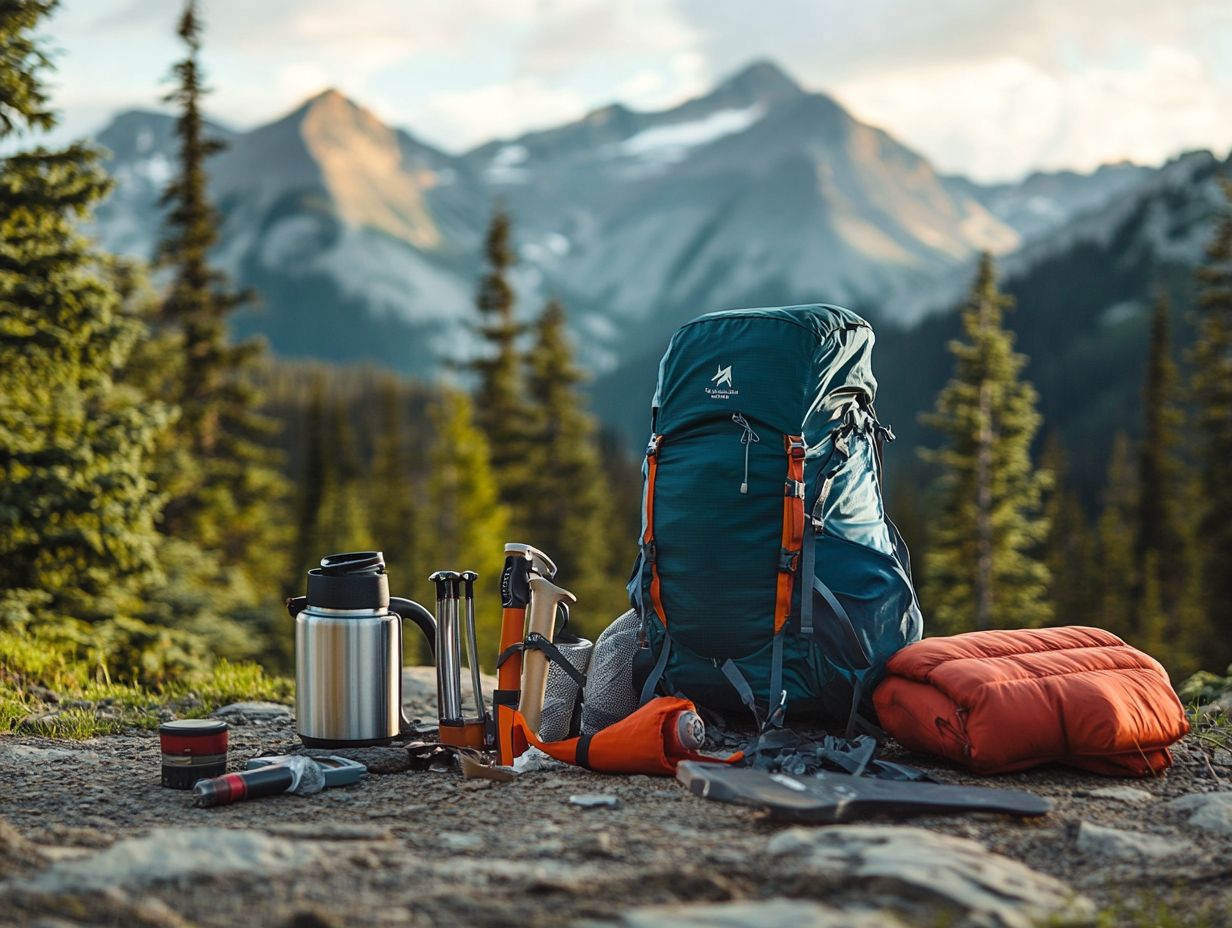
2 0 1231 735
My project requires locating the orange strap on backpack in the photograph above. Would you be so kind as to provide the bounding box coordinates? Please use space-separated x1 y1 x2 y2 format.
775 435 807 633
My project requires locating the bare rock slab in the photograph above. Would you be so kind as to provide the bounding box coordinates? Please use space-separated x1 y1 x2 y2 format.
0 817 43 878
1087 786 1153 803
210 701 293 724
1075 821 1182 859
766 825 1093 928
1167 791 1232 835
586 898 904 928
16 827 326 893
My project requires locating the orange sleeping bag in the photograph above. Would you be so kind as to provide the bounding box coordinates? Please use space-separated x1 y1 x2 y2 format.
873 626 1189 777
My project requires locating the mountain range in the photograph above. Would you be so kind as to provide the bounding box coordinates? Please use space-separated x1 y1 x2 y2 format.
87 59 1229 494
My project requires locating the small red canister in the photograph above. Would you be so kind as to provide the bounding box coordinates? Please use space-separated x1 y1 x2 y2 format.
159 719 229 789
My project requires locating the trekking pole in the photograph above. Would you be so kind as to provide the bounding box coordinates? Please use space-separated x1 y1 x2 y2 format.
494 544 556 762
459 570 489 734
517 575 577 734
429 570 464 730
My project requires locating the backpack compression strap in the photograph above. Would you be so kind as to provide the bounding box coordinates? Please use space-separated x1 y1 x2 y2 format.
642 434 666 624
775 435 807 633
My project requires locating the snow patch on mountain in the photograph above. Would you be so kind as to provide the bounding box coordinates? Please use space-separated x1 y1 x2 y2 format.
487 144 530 184
617 105 765 164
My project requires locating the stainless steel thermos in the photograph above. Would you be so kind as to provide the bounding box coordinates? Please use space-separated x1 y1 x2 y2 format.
287 552 436 747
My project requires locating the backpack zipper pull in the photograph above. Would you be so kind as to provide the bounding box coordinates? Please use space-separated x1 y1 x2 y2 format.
731 413 759 494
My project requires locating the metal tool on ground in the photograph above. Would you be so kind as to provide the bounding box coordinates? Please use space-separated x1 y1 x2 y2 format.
494 543 556 763
193 755 328 808
517 575 577 734
430 569 487 750
675 762 1053 823
287 552 436 747
244 754 368 787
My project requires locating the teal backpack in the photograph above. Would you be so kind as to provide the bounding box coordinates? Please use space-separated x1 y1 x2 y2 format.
629 304 922 730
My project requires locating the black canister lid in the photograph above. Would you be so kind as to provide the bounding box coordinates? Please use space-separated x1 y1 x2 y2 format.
161 757 227 789
158 718 229 736
306 550 390 610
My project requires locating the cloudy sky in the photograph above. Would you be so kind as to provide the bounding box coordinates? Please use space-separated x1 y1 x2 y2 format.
44 0 1232 182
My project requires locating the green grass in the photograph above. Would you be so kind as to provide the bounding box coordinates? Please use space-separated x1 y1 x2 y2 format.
1190 704 1232 755
0 628 292 739
1086 890 1232 928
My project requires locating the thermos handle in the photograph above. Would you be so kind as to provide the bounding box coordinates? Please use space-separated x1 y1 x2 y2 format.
388 597 438 734
286 596 308 618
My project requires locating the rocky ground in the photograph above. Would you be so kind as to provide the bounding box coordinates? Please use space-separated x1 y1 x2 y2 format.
1 669 1230 928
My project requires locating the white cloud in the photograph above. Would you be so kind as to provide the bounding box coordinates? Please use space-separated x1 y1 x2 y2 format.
420 80 589 146
520 0 701 77
42 0 1232 177
617 69 667 105
835 45 1232 181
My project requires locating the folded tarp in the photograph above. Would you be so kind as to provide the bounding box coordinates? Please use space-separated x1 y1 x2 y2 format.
873 626 1189 776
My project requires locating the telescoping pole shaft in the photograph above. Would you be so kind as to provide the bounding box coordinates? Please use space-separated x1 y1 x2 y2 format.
460 571 487 725
429 570 463 724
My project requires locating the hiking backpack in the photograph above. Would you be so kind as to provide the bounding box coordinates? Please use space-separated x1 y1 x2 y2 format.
628 304 923 729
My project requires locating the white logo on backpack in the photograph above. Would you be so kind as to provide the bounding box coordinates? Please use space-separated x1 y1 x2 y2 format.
706 364 739 399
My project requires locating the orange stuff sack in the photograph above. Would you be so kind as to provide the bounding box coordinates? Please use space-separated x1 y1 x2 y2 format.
873 627 1189 777
503 696 737 776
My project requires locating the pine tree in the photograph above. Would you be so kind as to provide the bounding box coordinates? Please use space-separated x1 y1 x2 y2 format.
1041 436 1095 627
423 389 510 667
1095 433 1137 640
1133 292 1201 668
0 0 171 621
523 299 622 628
469 204 534 524
288 372 329 584
317 397 368 555
368 379 422 588
1136 552 1169 668
920 254 1051 633
1191 179 1232 671
367 379 429 660
156 0 288 586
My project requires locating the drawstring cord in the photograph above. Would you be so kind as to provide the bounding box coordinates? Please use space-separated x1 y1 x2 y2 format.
732 413 759 494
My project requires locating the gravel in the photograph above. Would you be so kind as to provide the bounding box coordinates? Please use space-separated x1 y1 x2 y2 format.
0 667 1229 927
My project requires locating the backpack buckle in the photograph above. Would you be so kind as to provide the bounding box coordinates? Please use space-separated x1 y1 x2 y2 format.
645 434 663 457
784 479 805 499
786 436 806 460
778 547 799 574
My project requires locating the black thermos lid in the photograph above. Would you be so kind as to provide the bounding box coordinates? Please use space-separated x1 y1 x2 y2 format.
307 551 390 610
